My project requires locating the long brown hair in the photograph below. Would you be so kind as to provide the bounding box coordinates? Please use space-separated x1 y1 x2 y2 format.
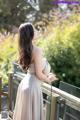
18 23 34 70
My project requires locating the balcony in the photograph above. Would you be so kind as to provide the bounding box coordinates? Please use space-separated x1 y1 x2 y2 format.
0 65 80 119
7 71 80 120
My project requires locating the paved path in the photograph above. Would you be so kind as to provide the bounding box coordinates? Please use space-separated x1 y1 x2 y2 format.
0 85 8 120
0 111 8 120
0 113 7 120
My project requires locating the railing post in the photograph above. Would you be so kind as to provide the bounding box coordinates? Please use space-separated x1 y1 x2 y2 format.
50 95 58 120
46 94 59 120
8 72 13 111
0 76 2 112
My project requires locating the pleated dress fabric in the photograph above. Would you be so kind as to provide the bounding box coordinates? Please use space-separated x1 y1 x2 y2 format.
13 58 51 120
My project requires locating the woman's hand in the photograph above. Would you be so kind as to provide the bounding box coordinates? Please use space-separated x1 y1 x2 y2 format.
47 73 58 83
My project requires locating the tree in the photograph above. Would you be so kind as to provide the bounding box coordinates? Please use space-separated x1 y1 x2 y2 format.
0 0 29 31
0 0 56 32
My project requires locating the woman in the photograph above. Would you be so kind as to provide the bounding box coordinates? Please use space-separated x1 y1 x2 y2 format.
13 23 57 120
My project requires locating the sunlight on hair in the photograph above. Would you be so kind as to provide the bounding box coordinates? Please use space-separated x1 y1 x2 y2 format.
19 22 33 30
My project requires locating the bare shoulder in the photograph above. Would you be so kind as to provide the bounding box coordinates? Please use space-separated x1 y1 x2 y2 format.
32 45 43 56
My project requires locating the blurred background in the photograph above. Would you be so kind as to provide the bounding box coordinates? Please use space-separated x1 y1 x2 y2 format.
0 0 80 118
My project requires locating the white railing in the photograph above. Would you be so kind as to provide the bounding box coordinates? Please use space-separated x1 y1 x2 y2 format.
42 82 80 111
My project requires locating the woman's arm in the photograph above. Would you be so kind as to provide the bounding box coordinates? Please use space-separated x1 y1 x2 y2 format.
33 47 50 83
33 46 58 83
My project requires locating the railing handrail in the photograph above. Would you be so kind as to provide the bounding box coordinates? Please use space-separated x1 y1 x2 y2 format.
42 82 80 104
42 82 80 111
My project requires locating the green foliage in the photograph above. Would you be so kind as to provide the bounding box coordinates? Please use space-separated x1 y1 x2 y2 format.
0 35 17 85
0 14 80 88
36 22 80 87
47 24 80 87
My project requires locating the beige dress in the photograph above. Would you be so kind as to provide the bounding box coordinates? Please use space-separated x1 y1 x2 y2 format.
13 58 51 120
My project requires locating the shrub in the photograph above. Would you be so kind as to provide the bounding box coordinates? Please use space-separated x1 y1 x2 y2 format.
43 23 80 87
0 35 18 85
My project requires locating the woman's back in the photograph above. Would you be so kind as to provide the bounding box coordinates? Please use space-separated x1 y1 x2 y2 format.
13 46 50 120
